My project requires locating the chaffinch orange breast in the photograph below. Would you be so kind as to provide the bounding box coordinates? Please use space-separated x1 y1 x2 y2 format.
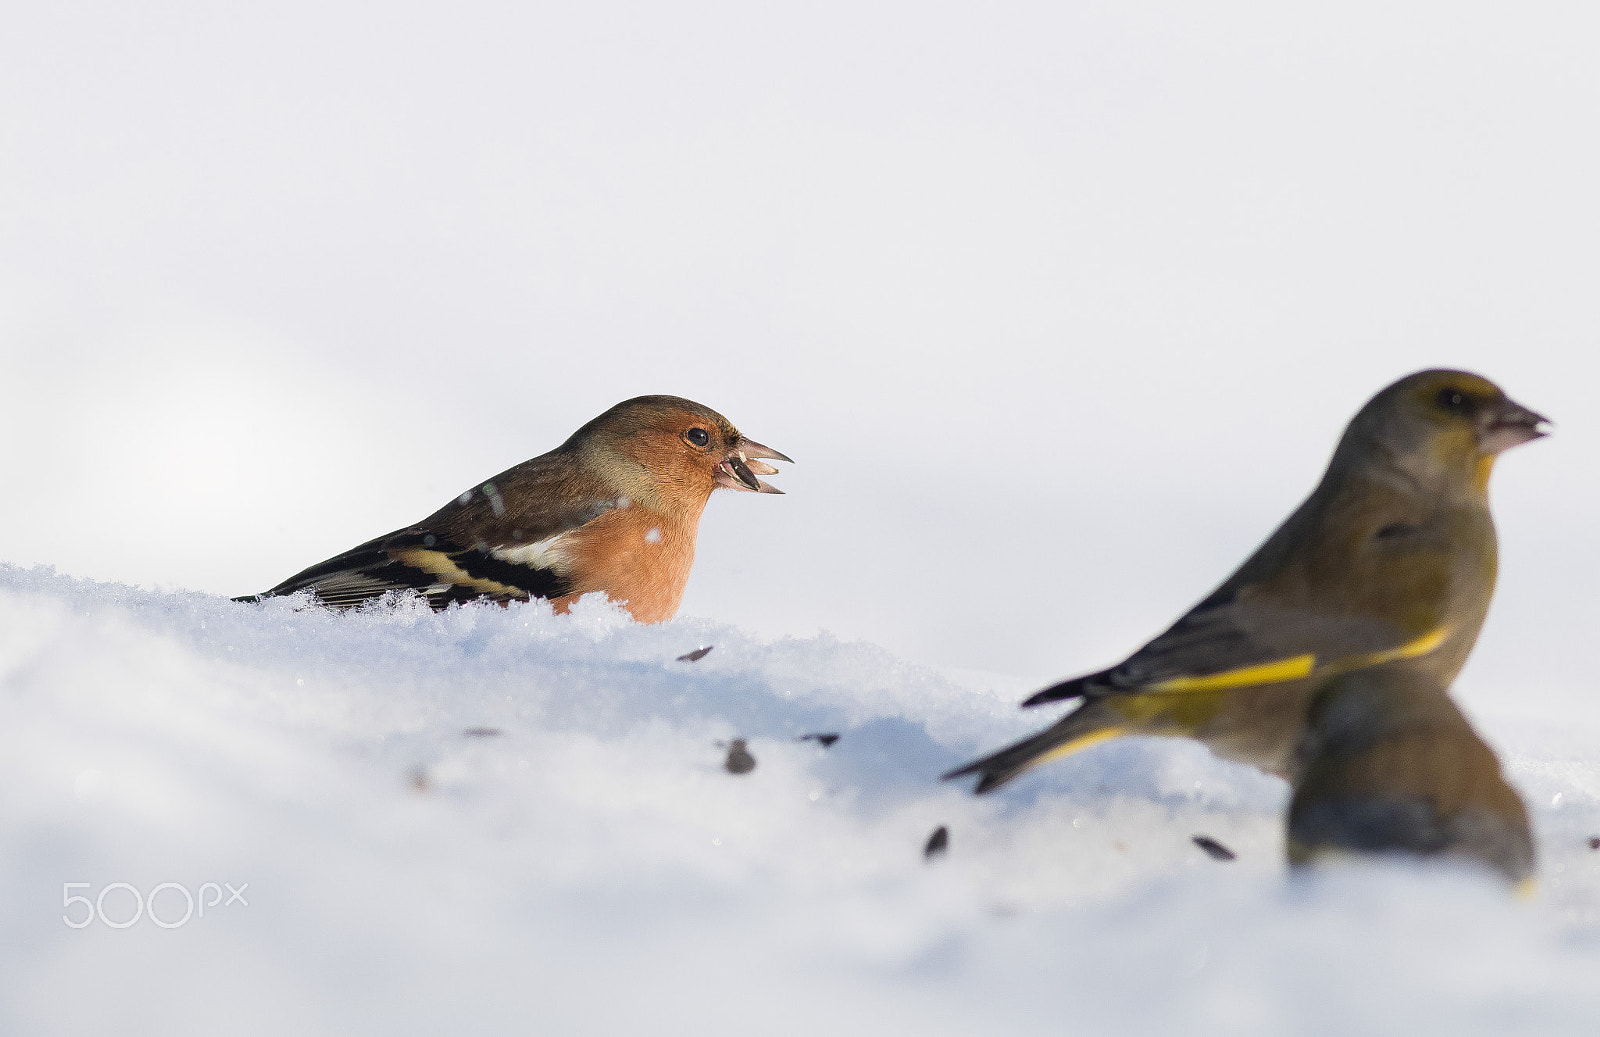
238 395 789 622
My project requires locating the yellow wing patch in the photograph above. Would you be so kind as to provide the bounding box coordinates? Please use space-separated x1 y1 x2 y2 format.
1028 728 1125 770
1003 626 1457 773
1148 654 1316 694
391 548 527 598
1142 626 1450 697
1334 625 1451 673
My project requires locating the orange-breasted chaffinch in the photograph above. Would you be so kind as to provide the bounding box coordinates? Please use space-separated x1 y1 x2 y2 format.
237 395 789 622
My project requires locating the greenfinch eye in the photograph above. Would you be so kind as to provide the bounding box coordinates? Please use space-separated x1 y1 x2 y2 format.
1436 388 1472 415
684 427 711 447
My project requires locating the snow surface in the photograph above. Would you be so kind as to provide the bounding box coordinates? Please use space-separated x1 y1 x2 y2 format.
3 565 1598 1036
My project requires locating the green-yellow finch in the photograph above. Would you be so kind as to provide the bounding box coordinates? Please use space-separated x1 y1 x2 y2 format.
1287 663 1534 886
946 369 1546 793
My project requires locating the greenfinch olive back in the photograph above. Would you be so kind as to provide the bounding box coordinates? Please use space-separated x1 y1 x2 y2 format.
946 370 1547 793
1287 664 1534 886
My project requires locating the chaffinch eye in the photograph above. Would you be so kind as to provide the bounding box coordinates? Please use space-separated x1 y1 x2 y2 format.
684 427 711 447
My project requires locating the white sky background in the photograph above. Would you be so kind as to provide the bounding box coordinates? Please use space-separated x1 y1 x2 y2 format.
1 2 1596 716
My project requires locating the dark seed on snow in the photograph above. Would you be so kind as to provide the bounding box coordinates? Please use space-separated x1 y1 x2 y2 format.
724 739 756 774
677 646 714 662
1192 835 1236 861
924 825 949 860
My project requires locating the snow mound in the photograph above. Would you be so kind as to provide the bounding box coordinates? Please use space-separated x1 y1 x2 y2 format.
1 565 1597 1036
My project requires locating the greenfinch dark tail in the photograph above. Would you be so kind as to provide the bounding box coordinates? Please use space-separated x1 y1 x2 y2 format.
942 700 1126 794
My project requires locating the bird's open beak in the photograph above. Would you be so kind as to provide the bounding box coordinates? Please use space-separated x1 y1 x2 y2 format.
1479 398 1551 455
715 438 792 494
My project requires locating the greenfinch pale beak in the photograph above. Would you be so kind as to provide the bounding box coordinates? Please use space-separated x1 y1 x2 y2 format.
1479 398 1550 455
